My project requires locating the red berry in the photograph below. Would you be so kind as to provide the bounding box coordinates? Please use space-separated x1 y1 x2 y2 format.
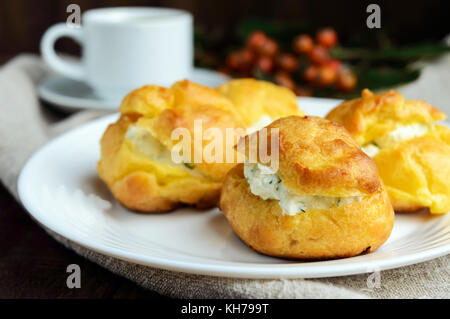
337 68 357 91
247 31 267 51
327 59 341 71
241 49 255 65
226 50 254 71
309 45 330 65
303 65 319 83
258 39 278 57
276 53 298 73
292 34 314 54
317 65 337 86
316 28 338 48
256 56 274 73
274 72 295 90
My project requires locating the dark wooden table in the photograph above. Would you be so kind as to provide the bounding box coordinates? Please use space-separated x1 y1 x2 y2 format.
0 183 167 299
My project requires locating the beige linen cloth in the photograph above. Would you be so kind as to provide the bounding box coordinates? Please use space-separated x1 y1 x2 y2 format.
1 54 449 299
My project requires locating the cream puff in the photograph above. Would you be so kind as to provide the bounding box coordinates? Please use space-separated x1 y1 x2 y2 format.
220 116 394 259
98 83 239 212
326 89 450 214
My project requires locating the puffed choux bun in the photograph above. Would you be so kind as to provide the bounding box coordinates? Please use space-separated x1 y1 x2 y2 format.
220 116 394 259
98 80 303 213
326 89 450 214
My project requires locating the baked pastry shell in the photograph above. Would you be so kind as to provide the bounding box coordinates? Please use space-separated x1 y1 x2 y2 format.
326 89 449 214
98 115 222 213
220 164 394 259
325 89 446 145
373 127 450 214
217 78 304 126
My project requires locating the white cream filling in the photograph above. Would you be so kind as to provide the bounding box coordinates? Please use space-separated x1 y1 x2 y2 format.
362 123 430 157
125 125 197 173
244 163 362 216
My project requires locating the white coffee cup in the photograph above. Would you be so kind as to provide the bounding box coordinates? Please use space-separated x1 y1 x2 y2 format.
41 7 193 100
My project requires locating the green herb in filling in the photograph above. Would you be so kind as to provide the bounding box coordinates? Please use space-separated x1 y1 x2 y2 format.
184 163 195 169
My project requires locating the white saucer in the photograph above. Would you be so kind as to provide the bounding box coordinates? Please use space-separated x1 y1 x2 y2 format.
38 68 231 112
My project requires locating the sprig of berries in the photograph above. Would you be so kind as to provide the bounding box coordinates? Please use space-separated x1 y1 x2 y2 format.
222 28 357 96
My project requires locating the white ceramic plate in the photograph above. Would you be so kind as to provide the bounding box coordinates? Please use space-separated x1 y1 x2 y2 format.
18 99 450 278
38 68 231 112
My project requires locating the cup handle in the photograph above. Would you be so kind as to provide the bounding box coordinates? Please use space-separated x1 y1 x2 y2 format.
40 23 84 80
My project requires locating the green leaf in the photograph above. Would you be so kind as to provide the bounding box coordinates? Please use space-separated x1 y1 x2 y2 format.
357 67 420 90
331 43 450 62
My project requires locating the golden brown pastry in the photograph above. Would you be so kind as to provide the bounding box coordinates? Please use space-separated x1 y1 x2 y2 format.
220 116 394 259
217 78 304 128
326 89 450 214
98 79 303 213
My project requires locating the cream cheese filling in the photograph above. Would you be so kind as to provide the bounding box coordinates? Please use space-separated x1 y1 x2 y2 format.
125 125 198 174
244 163 362 215
362 123 430 157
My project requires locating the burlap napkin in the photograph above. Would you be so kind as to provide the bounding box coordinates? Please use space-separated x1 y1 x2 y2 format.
1 54 448 299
